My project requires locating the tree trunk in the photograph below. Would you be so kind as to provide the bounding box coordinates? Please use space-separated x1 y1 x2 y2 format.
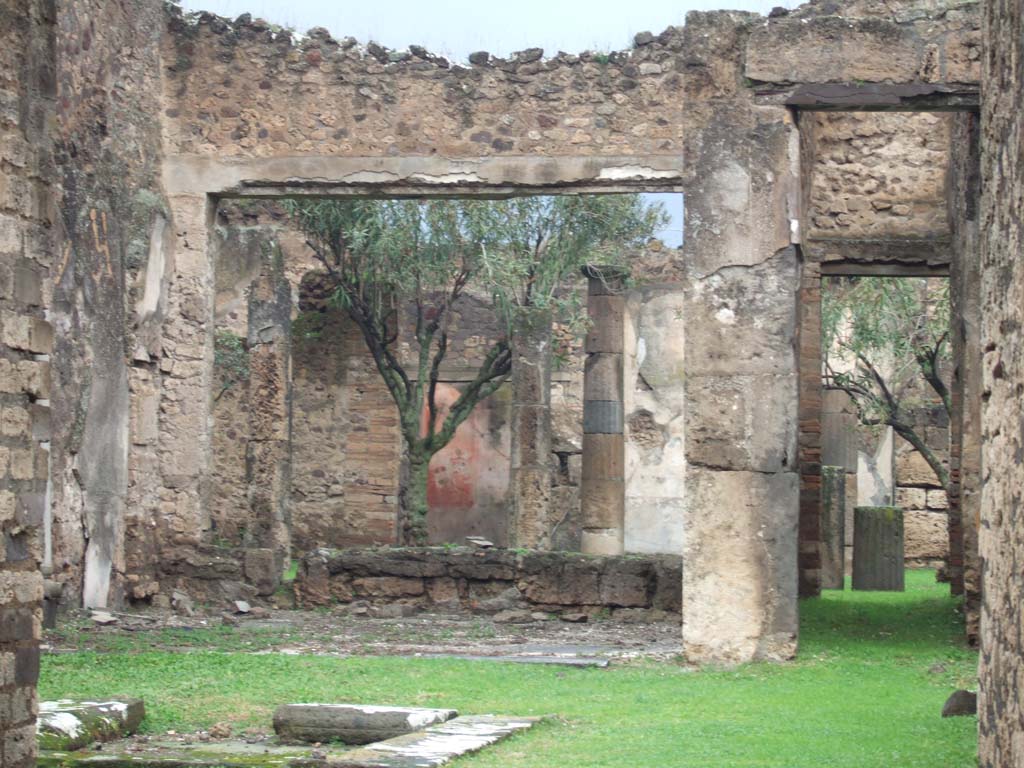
401 454 431 545
852 506 905 591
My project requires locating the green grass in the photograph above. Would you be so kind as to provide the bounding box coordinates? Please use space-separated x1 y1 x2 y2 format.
40 571 977 767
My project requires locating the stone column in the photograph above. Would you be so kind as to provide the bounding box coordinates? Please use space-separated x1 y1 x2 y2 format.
820 466 846 589
245 243 292 593
580 266 626 555
509 307 552 549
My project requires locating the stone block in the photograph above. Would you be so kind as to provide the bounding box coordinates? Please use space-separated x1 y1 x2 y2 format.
904 510 949 561
598 571 649 607
584 295 624 353
896 487 927 510
683 468 798 663
273 703 458 745
0 310 51 353
37 699 145 751
243 548 279 596
927 489 949 510
746 17 921 84
351 576 424 598
583 353 623 402
895 451 942 486
685 373 797 473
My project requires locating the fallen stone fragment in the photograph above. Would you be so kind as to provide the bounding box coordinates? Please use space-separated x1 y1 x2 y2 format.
465 536 494 548
560 612 588 623
234 600 252 614
274 704 459 745
294 715 541 767
492 609 534 624
941 689 978 717
90 611 118 625
172 590 194 616
38 698 146 751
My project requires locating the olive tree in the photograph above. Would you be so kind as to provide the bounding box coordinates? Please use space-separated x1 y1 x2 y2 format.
822 276 951 492
286 196 666 543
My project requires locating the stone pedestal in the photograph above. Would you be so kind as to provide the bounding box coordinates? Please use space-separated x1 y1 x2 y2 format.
852 506 905 591
580 267 626 555
509 308 552 548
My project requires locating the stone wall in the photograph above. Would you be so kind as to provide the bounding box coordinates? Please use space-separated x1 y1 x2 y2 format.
894 408 950 568
297 547 681 621
978 0 1024 762
49 0 172 610
0 0 53 764
806 112 952 243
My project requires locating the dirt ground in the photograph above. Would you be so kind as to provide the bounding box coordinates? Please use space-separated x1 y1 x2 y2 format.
45 607 683 663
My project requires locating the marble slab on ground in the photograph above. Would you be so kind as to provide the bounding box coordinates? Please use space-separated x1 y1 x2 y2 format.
37 716 541 768
38 698 146 750
294 715 542 768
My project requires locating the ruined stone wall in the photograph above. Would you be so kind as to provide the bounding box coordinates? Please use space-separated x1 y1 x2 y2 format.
978 0 1024 762
145 0 978 664
0 0 52 763
49 0 172 609
297 546 681 621
160 12 684 161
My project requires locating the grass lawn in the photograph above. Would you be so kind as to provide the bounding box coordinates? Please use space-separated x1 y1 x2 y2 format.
40 570 978 767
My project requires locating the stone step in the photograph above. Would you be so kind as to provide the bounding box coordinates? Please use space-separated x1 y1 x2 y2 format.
273 704 459 745
37 698 146 751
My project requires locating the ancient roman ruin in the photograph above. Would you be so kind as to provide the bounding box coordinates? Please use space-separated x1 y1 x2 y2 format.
2 0 1022 764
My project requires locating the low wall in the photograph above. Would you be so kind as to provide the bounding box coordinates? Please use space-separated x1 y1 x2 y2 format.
296 547 682 620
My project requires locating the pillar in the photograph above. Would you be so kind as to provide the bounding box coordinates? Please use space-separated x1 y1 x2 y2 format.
245 242 292 591
852 506 905 591
580 266 626 555
509 307 553 549
948 110 982 644
820 466 846 589
797 262 823 596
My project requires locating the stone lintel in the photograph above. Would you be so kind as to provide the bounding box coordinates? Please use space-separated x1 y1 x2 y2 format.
784 83 979 112
163 155 684 198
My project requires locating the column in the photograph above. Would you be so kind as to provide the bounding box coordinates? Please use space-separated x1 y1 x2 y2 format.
580 266 626 555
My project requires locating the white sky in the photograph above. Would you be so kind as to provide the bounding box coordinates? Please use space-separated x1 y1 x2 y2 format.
179 0 801 60
178 0 803 246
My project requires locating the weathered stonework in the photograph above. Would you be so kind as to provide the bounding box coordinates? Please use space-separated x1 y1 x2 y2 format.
978 0 1024 762
0 0 53 764
296 547 682 620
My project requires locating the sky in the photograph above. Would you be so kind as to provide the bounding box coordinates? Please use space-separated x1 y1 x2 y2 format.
178 0 801 60
177 0 803 247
